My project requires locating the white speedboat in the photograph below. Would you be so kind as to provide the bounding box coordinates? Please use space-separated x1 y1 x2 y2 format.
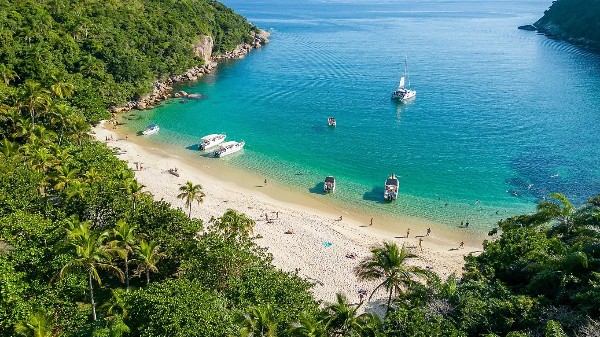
198 133 226 150
324 176 336 193
213 141 245 158
142 124 159 135
391 57 416 102
328 117 336 127
384 173 399 201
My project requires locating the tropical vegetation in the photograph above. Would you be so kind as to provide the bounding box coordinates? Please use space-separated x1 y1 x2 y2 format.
535 0 600 49
2 0 600 336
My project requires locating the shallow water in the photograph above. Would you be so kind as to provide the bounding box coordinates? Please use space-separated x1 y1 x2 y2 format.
124 0 600 232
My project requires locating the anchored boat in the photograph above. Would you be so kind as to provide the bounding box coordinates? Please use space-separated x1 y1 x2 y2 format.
324 176 336 193
328 117 336 127
142 124 159 135
199 133 226 150
384 173 399 201
391 57 416 102
212 141 245 158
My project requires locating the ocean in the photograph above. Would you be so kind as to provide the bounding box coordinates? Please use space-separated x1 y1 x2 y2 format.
123 0 600 231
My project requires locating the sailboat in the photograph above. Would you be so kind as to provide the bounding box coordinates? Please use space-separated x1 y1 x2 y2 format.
391 57 416 102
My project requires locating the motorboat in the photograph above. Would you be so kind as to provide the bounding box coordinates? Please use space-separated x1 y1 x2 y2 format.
142 124 159 135
391 57 416 102
324 176 336 193
212 141 245 158
198 133 226 150
328 117 336 127
384 173 399 201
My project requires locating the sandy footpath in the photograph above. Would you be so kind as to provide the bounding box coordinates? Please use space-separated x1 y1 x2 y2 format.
92 121 482 307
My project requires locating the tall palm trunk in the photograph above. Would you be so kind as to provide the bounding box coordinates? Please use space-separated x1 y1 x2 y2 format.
188 204 192 218
146 270 150 284
125 257 129 290
386 288 393 316
89 271 97 321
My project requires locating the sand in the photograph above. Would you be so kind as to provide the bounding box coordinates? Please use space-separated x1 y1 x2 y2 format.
93 121 483 307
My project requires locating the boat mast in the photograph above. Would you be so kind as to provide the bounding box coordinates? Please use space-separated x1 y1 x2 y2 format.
404 56 410 89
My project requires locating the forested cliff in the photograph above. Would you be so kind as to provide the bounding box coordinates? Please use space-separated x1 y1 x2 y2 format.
534 0 600 49
0 0 257 123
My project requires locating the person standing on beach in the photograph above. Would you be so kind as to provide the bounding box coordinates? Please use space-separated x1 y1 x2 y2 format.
370 218 373 226
426 228 431 236
264 179 267 185
339 216 343 221
459 241 464 249
406 228 410 238
419 238 424 251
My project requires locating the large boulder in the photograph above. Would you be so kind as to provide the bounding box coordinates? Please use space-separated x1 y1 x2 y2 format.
193 35 214 61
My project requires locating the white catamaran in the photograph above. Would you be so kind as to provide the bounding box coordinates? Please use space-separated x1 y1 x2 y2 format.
391 57 416 102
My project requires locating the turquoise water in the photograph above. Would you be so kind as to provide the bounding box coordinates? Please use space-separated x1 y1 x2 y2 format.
124 0 600 231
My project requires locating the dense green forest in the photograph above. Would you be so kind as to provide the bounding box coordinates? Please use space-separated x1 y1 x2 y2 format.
0 0 256 124
2 0 600 336
535 0 600 48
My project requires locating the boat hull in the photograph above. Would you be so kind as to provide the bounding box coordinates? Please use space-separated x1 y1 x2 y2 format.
213 141 245 158
199 134 226 150
142 127 159 135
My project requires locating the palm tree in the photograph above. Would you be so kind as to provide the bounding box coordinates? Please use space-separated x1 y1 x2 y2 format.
287 311 327 337
538 193 575 227
122 179 146 213
135 239 164 285
20 79 50 126
177 181 205 218
100 288 129 320
0 138 19 158
211 208 255 239
59 222 124 321
65 180 90 201
0 63 19 85
51 163 79 191
110 220 137 290
50 79 75 100
238 304 279 337
353 313 383 337
14 311 57 337
322 293 361 336
354 242 430 316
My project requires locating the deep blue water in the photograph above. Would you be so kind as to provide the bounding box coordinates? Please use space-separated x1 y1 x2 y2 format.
124 0 600 230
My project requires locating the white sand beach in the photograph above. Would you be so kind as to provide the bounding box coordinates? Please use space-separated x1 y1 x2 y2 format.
93 121 484 306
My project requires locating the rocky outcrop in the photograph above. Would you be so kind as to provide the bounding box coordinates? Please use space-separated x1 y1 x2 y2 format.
193 35 214 61
213 29 270 60
520 0 600 50
110 30 270 114
517 25 537 31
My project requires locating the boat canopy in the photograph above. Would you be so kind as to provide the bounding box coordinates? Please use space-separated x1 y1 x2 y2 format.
146 124 158 128
386 178 399 186
325 176 335 183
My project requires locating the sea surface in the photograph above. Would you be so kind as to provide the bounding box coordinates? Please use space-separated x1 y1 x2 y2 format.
123 0 600 231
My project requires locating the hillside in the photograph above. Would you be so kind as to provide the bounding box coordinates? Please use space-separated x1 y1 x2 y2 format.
534 0 600 49
0 0 257 123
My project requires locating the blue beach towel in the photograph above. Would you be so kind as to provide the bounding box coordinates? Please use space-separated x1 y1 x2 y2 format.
322 241 332 247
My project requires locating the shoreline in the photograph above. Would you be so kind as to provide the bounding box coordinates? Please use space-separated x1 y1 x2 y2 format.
93 121 485 304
